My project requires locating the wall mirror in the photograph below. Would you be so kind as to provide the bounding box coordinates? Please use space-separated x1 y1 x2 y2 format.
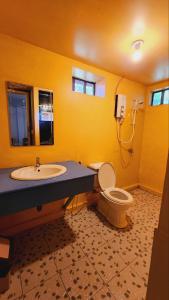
39 90 54 145
7 82 54 146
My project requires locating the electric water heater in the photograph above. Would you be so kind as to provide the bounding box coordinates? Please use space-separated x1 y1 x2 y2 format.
114 94 126 119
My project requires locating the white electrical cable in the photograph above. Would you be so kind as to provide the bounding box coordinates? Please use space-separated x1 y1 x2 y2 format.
117 109 137 144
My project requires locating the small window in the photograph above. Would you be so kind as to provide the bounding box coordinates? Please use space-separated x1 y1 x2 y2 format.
72 77 95 96
163 89 169 104
73 78 85 93
151 88 169 106
86 82 95 96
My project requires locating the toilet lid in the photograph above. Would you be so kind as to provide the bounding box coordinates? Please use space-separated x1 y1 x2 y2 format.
98 163 116 190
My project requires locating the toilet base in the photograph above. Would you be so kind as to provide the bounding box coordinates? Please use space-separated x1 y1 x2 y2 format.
97 197 128 229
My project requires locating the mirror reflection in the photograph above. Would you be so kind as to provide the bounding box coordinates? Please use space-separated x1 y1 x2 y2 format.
7 82 35 146
39 90 54 145
7 82 54 146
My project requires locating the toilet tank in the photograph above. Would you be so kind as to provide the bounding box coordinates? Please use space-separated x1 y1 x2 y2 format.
88 162 104 191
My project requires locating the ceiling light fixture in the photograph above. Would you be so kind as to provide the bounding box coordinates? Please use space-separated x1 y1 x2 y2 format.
131 39 144 62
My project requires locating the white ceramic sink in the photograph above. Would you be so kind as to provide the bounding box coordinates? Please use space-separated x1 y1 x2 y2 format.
11 164 67 180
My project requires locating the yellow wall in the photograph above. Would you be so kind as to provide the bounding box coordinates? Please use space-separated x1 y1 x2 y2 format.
1 33 168 234
0 33 145 189
139 80 169 193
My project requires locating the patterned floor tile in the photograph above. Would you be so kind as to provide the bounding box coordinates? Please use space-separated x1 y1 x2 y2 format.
14 226 45 247
44 218 77 252
23 274 67 300
130 254 152 284
89 286 116 300
0 269 22 300
55 242 85 271
60 258 104 299
109 233 143 266
13 229 50 269
65 207 105 233
108 266 147 300
94 222 119 242
77 226 106 255
20 253 57 293
45 217 74 234
2 188 161 300
88 243 126 282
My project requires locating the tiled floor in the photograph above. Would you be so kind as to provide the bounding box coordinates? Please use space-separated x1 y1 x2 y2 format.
0 189 161 300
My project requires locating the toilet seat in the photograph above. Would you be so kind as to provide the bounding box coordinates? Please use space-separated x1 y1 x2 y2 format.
103 187 133 205
98 163 133 205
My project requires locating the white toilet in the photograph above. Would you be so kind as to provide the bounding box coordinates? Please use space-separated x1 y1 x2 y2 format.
90 162 134 228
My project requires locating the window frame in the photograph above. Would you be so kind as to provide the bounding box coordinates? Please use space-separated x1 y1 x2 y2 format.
72 77 96 96
151 87 169 106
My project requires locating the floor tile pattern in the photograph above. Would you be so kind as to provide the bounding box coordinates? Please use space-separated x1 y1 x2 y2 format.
0 189 161 300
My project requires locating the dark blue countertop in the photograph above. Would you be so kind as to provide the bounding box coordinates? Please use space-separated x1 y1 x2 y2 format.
0 161 96 216
0 161 96 194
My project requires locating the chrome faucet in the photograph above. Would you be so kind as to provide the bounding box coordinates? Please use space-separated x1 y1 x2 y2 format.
35 157 40 170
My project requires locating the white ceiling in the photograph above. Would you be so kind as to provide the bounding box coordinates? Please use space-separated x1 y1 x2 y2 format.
0 0 168 84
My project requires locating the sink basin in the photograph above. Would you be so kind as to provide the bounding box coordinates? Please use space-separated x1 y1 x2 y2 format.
11 164 67 180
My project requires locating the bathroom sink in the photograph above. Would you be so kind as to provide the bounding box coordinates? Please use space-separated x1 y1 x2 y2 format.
11 164 67 180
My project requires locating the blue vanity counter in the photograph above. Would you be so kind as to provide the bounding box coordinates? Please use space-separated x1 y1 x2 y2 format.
0 161 96 216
